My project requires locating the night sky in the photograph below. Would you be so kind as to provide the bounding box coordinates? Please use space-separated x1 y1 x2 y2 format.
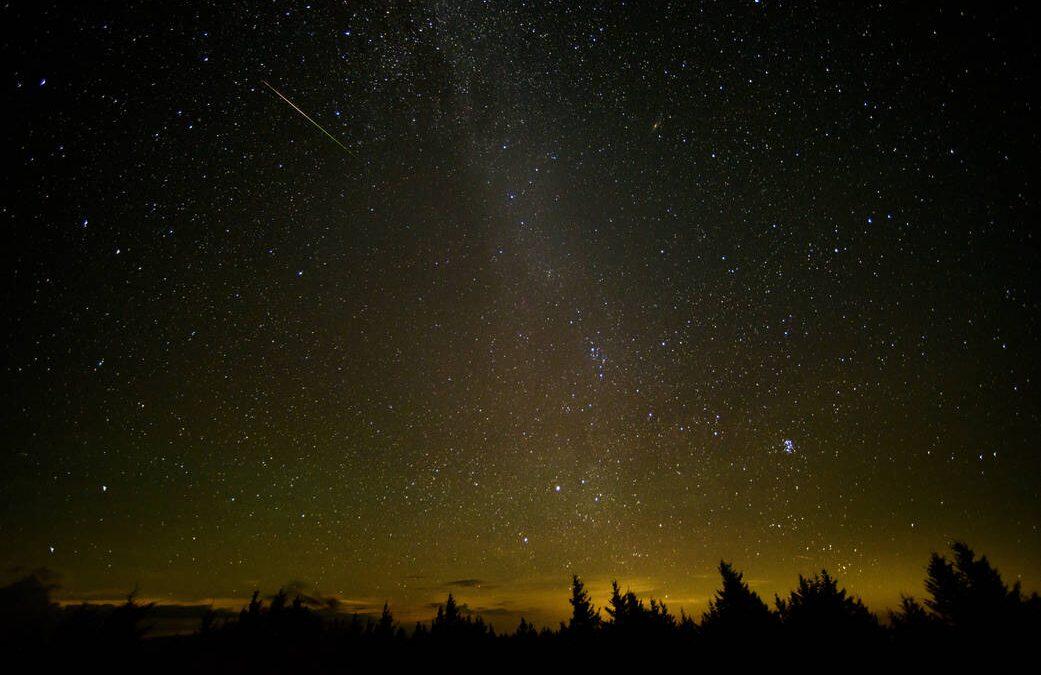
3 2 1039 627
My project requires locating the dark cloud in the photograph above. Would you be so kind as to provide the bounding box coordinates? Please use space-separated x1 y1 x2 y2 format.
469 606 522 618
264 581 379 614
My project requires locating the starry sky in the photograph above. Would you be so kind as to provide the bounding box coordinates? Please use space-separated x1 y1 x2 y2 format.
3 1 1039 628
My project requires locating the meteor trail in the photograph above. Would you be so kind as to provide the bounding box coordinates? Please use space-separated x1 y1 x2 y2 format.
262 80 349 153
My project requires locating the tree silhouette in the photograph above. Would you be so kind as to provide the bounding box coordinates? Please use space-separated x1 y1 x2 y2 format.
199 605 218 636
0 572 59 644
601 580 679 641
889 595 942 645
102 588 155 648
429 592 493 642
269 588 289 615
648 597 677 632
239 589 263 630
566 575 600 635
925 542 1019 629
700 561 776 640
4 539 1040 664
441 593 460 625
376 602 395 639
515 617 538 640
775 570 878 643
604 580 646 630
678 609 697 640
0 571 62 657
431 592 461 637
889 539 1041 647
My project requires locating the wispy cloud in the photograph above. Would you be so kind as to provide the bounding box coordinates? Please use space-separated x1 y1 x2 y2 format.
445 578 486 588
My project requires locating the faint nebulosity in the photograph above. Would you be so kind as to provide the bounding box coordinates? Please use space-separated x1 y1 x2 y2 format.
2 1 1038 626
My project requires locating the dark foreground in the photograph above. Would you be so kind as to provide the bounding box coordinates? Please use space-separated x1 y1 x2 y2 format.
3 542 1038 671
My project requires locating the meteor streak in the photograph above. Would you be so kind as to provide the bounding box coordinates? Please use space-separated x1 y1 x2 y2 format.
262 80 349 152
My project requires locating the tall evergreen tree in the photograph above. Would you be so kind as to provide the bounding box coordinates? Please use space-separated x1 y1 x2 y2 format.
924 541 1021 632
648 598 676 632
700 561 776 639
516 617 537 639
269 588 289 614
443 593 460 624
775 570 878 640
567 575 600 634
889 595 942 644
605 580 625 624
376 602 395 638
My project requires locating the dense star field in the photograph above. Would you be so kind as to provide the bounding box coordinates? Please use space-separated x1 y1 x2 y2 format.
2 2 1038 628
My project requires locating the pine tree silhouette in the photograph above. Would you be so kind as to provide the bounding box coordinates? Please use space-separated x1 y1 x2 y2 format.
775 569 878 643
700 560 776 641
269 588 289 614
889 594 942 645
648 597 676 632
567 575 600 634
516 617 538 639
103 587 155 647
920 541 1029 640
443 593 460 624
376 602 395 639
604 580 645 629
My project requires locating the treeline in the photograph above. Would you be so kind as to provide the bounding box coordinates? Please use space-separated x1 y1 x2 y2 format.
2 541 1039 668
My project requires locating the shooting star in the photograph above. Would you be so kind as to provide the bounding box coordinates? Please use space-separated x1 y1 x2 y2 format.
262 80 349 153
